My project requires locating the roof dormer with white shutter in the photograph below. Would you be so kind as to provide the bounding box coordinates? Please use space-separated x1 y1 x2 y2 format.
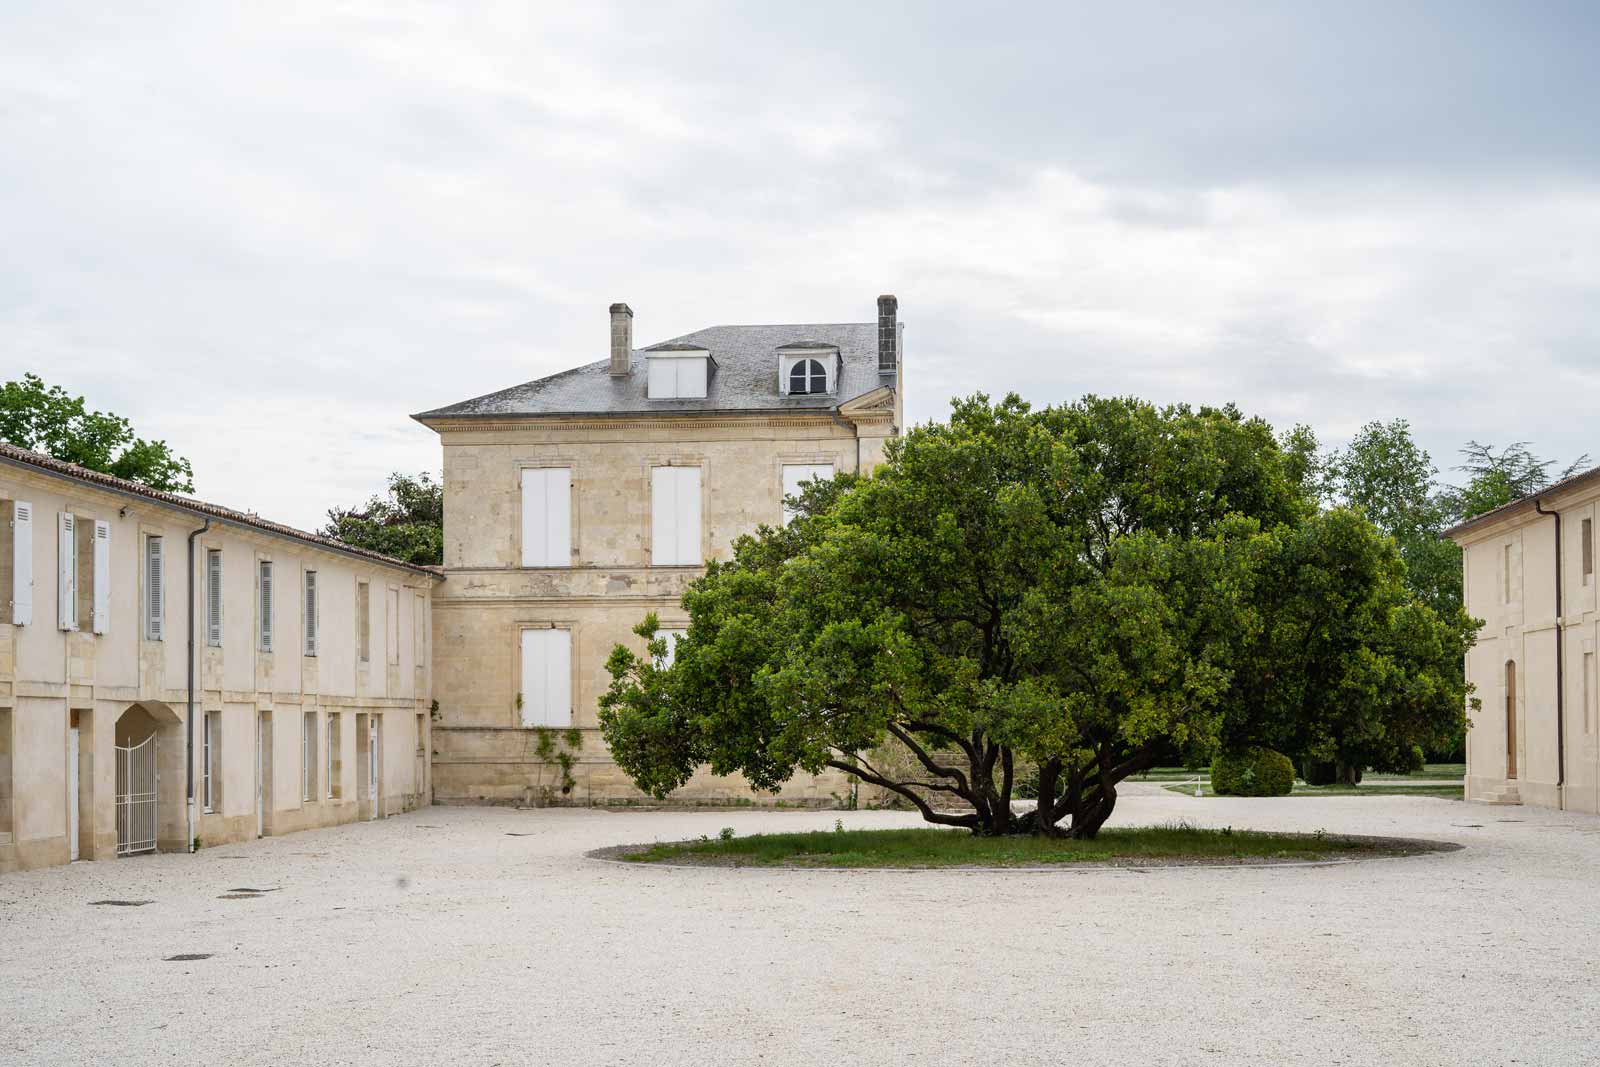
644 343 714 400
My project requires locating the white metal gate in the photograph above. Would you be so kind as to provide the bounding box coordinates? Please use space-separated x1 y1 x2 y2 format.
115 734 158 856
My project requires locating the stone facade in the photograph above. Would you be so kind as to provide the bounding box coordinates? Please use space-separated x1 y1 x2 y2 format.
418 298 902 806
1450 468 1600 814
0 446 436 874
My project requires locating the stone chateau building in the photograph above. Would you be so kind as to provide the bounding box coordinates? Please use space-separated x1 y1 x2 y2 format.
414 295 903 805
1449 466 1600 814
0 293 902 873
0 443 437 873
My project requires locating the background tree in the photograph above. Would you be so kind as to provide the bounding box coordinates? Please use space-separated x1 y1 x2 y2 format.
320 472 444 566
600 395 1472 838
0 372 194 492
1439 440 1589 524
1324 419 1461 616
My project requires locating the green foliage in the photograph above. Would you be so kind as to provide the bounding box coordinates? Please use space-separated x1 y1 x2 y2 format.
1210 746 1295 796
320 471 443 565
0 373 195 492
527 726 582 801
600 393 1475 839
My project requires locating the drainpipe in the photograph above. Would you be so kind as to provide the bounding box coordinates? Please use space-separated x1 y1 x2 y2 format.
1533 500 1565 808
186 519 212 851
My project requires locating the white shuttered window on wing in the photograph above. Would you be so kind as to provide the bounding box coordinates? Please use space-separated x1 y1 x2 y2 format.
145 535 164 640
520 467 572 567
10 501 32 625
304 570 319 656
206 549 222 646
258 560 273 652
651 466 702 566
57 512 77 631
519 628 572 727
92 520 110 634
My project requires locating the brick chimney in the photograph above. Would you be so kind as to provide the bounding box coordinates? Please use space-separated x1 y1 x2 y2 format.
609 303 633 377
877 294 898 376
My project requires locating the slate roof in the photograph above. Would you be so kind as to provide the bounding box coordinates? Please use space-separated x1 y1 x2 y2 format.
413 322 887 421
0 441 439 578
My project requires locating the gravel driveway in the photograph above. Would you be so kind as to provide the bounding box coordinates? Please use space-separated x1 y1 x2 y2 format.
1 788 1595 1066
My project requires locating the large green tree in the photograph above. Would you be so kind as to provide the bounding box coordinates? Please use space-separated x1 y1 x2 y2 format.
320 472 444 566
599 395 1474 837
0 373 194 492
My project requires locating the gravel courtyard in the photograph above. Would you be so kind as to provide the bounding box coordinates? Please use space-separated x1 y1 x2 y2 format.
2 788 1596 1067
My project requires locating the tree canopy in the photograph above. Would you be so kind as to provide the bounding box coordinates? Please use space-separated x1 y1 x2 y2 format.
0 373 195 492
600 395 1478 838
320 471 444 566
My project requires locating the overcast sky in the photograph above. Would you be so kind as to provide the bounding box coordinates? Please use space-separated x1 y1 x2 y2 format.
4 2 1598 529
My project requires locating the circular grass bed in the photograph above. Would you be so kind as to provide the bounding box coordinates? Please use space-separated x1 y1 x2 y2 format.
591 823 1460 870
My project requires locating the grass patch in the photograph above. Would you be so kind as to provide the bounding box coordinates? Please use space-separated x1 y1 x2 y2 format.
1165 782 1463 799
600 824 1446 869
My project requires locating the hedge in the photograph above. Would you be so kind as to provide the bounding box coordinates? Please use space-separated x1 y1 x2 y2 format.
1210 747 1295 797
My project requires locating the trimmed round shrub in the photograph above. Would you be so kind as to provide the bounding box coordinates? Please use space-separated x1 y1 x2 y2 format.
1210 747 1295 797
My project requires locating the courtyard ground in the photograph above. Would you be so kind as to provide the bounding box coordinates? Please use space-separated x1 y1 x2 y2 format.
1 785 1596 1067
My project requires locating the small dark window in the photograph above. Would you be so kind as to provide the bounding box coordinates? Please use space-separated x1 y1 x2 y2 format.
1584 517 1594 579
788 358 826 395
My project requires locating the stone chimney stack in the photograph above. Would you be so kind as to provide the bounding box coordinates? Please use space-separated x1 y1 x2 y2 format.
877 294 898 376
609 303 633 377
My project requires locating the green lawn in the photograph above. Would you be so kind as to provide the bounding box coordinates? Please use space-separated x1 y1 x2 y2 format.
1164 782 1463 799
607 824 1438 869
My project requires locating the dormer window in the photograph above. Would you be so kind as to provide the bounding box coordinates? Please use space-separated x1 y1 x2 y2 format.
789 359 827 395
645 345 712 399
777 343 839 397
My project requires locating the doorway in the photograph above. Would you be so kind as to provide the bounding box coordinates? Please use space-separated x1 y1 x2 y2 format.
1505 660 1518 780
67 726 79 861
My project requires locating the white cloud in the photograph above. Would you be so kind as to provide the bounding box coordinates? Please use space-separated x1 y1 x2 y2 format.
3 2 1598 527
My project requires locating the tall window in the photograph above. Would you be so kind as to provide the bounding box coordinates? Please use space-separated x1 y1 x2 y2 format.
1505 659 1518 779
656 629 688 668
519 628 573 727
520 467 572 567
357 581 371 663
258 560 274 652
781 463 834 526
205 548 222 646
386 588 400 665
304 570 319 656
651 466 702 565
1585 651 1595 736
201 711 217 813
788 358 827 395
1583 517 1594 585
144 535 164 640
327 713 342 799
302 711 317 802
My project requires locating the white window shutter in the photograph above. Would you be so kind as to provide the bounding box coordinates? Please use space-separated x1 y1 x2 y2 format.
206 550 222 646
519 628 572 728
145 535 164 640
304 570 318 655
647 358 675 399
546 468 571 566
651 467 677 565
781 463 834 526
679 357 707 398
58 512 77 631
259 561 273 651
92 520 110 634
520 467 547 566
658 628 687 668
677 467 701 564
11 501 32 625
